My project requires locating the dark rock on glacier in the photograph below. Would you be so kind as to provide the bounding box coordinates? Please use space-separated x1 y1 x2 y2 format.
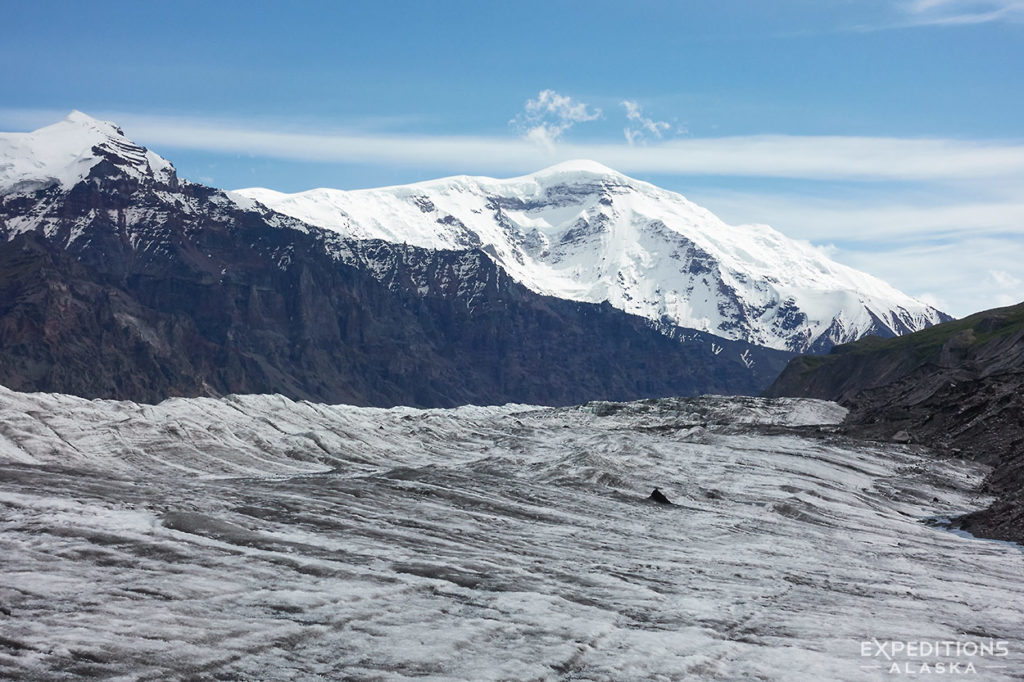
647 488 672 505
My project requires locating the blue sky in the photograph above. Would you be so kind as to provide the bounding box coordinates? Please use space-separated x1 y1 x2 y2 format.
2 0 1023 316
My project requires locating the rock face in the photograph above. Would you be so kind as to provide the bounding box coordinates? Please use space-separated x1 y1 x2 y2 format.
0 113 794 406
240 160 950 353
765 302 1024 542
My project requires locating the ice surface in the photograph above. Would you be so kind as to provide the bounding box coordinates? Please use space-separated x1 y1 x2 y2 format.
0 387 1022 680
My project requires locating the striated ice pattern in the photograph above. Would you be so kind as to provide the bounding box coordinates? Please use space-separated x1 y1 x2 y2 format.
0 388 1022 680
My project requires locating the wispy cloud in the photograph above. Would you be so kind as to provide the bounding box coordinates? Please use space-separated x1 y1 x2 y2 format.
71 114 1024 185
688 190 1024 244
842 0 1024 31
6 108 1023 185
836 237 1024 316
511 90 601 151
621 100 672 146
903 0 1024 24
688 187 1024 316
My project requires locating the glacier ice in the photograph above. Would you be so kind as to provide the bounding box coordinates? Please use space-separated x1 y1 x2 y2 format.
0 388 1022 679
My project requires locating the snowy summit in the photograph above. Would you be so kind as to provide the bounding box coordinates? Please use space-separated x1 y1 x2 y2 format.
0 110 174 194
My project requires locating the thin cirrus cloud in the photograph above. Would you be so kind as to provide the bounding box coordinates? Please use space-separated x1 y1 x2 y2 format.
835 237 1024 316
687 190 1024 244
89 112 1024 184
844 0 1024 31
899 0 1024 25
5 106 1023 185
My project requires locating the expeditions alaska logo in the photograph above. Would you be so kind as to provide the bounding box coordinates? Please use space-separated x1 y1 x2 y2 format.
860 638 1009 675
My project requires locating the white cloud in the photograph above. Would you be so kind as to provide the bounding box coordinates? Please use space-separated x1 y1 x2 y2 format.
590 135 1024 182
689 188 1024 317
689 189 1024 244
990 269 1023 288
900 0 1024 25
5 108 1024 184
621 100 671 146
844 0 1024 31
524 90 601 125
101 120 1024 184
836 238 1024 317
511 90 601 151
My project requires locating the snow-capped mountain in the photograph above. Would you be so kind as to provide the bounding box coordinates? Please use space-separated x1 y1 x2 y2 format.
0 111 307 245
0 110 176 194
0 112 794 404
240 161 949 352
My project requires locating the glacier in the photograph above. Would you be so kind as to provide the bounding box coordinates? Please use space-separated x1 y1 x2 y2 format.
1 386 1022 680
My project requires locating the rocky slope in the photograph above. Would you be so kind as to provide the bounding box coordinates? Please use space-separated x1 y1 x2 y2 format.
240 160 950 352
765 302 1024 542
0 113 793 405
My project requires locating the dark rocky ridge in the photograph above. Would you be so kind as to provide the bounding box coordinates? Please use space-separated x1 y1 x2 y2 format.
765 303 1024 542
0 146 794 407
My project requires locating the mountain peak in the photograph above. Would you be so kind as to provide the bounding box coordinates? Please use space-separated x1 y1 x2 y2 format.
531 159 622 178
60 110 124 135
0 112 173 194
239 161 949 352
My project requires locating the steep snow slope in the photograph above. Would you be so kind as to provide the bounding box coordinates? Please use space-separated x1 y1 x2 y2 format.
241 161 948 352
1 386 1023 680
0 110 175 194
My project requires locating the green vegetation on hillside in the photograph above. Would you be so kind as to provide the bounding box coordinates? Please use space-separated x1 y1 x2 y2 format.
827 301 1024 359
